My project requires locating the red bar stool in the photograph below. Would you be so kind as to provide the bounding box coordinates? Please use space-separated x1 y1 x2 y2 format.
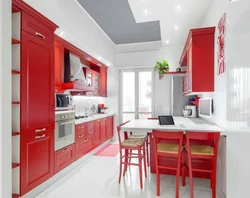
184 131 220 198
117 121 147 189
152 130 184 197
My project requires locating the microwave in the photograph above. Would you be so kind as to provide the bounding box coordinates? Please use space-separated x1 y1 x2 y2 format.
55 93 73 110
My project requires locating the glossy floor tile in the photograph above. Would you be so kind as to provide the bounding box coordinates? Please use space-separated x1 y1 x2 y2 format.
36 155 222 198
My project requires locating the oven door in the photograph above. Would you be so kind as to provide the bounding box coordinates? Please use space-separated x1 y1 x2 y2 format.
55 119 75 151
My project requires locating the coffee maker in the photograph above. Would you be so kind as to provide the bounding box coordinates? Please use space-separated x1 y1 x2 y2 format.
98 104 105 114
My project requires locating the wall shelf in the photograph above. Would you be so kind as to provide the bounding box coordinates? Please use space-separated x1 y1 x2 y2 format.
12 163 20 169
12 101 20 104
12 70 20 74
12 132 20 136
12 38 20 45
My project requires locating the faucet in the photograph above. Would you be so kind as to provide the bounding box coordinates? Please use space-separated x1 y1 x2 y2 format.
84 108 88 117
90 104 96 114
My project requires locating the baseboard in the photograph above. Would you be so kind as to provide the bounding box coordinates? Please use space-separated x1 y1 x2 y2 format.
217 185 226 198
21 140 112 198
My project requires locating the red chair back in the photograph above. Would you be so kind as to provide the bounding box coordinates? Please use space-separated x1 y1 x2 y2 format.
117 120 130 145
152 130 184 154
186 131 220 156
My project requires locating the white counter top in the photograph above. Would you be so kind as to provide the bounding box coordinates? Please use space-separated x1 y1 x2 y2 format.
75 113 115 124
121 116 226 136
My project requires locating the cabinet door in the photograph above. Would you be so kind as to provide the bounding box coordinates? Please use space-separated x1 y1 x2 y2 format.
55 144 75 173
106 116 114 139
21 31 55 136
187 40 192 93
100 118 106 141
20 132 54 195
99 66 107 97
93 120 101 145
54 40 64 92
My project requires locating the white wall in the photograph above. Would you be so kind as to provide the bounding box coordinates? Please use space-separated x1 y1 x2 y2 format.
200 0 250 197
0 0 12 197
24 0 115 66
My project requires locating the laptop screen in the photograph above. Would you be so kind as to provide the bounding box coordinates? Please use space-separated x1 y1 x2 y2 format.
158 116 175 125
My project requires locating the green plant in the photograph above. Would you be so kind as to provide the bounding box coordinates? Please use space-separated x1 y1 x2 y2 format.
154 59 169 79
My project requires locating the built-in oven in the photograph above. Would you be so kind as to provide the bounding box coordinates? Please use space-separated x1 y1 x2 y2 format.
55 111 75 151
55 93 73 111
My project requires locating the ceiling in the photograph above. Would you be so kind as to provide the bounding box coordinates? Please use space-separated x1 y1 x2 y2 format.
77 0 161 45
77 0 214 46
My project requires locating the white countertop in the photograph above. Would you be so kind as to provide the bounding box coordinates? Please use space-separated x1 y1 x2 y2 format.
121 116 226 136
75 113 115 124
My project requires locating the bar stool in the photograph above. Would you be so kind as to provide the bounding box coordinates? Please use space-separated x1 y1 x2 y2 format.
184 131 220 198
117 121 147 189
152 130 184 197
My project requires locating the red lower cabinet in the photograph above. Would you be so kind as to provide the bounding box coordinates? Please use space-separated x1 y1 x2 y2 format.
93 120 102 146
20 132 54 196
54 144 75 173
106 116 114 139
75 137 93 160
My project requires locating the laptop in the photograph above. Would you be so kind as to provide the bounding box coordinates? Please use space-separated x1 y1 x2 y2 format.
158 115 175 125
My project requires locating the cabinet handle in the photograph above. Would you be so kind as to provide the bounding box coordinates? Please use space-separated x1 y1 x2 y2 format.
89 131 93 134
63 147 70 152
35 128 46 133
84 139 88 142
35 32 45 39
35 134 46 139
79 134 84 138
81 126 85 129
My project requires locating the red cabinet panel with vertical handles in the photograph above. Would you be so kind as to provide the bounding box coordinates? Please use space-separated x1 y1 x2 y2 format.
21 30 55 136
20 132 54 196
100 118 107 141
106 116 114 139
180 27 215 95
54 144 75 173
93 120 102 146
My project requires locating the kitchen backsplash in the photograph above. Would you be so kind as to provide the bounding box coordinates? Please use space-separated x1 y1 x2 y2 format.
72 96 107 116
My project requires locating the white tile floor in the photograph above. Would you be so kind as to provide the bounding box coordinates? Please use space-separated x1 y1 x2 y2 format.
36 154 222 198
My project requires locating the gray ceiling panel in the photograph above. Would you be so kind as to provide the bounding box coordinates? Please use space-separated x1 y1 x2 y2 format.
77 0 161 44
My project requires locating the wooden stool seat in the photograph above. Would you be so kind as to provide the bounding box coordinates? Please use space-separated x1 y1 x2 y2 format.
157 143 180 154
121 138 145 147
129 134 147 139
185 145 214 156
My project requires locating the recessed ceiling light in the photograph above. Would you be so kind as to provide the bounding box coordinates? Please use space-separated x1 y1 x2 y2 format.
144 9 148 14
165 40 170 44
177 4 181 10
174 25 179 30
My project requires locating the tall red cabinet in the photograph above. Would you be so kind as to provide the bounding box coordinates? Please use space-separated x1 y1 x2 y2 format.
180 27 215 95
12 0 58 196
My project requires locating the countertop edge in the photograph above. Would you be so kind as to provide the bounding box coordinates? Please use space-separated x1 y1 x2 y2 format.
75 113 115 124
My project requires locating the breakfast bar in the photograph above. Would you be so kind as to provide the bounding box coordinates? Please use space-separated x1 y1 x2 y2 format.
121 117 225 178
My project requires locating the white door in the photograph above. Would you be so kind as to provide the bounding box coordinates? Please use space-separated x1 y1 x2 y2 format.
120 69 154 122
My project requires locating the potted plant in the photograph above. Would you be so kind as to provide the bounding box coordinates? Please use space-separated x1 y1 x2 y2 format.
154 59 169 79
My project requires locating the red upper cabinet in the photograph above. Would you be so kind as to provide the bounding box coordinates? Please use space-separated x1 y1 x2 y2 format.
180 27 215 95
21 30 55 136
54 39 64 93
20 132 54 195
99 66 107 97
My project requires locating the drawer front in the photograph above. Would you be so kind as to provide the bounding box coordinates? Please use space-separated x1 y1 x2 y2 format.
75 123 88 132
75 129 88 145
75 137 93 160
22 12 54 43
54 144 75 173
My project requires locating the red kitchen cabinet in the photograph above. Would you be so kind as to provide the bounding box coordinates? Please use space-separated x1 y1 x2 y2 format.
93 120 102 146
54 39 64 93
180 27 215 95
75 137 93 160
100 118 107 141
106 116 114 139
99 66 107 97
20 132 54 195
75 123 88 145
21 30 55 136
54 144 75 173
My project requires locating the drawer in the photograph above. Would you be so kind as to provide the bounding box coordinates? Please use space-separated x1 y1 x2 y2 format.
22 12 54 43
75 137 93 160
87 121 94 130
54 144 75 173
75 123 88 131
75 129 87 145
